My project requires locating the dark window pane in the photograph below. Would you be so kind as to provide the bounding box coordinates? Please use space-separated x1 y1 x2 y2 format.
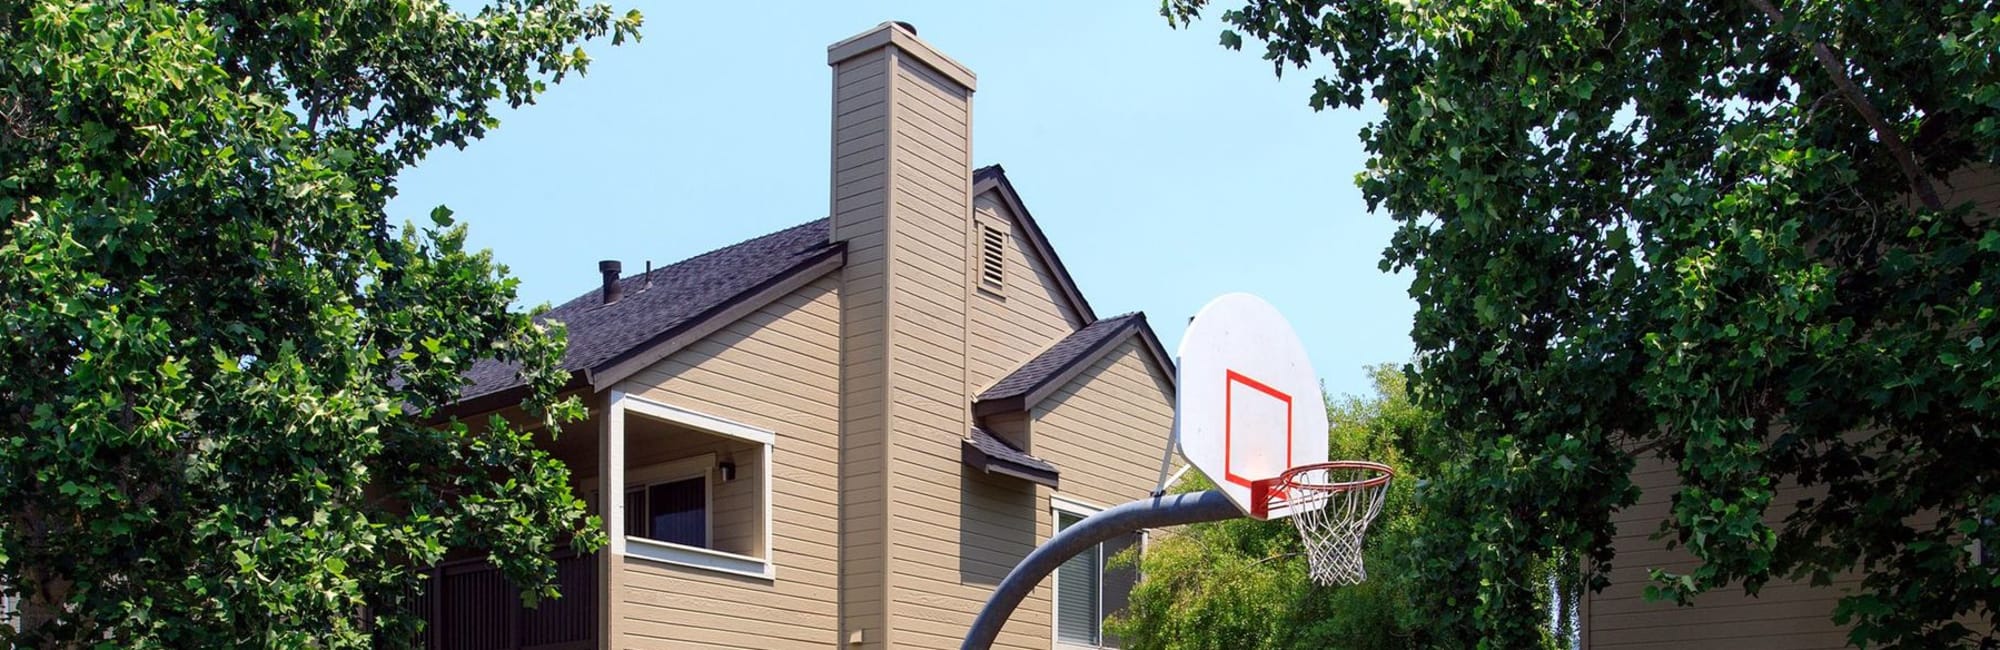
647 477 706 548
1055 511 1100 645
624 488 646 538
1101 531 1142 648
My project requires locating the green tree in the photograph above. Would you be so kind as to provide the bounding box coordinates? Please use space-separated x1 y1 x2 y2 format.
0 1 639 646
1110 365 1522 650
1164 1 1998 647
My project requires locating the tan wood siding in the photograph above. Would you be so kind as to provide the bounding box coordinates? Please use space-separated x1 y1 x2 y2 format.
1586 454 1856 649
880 51 986 650
823 23 1175 650
608 276 842 649
1034 339 1178 507
832 43 895 648
970 193 1086 392
1029 338 1177 648
1585 168 1998 648
1942 165 2000 217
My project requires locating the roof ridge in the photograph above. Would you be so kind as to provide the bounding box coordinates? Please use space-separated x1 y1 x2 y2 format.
630 217 829 283
542 218 829 315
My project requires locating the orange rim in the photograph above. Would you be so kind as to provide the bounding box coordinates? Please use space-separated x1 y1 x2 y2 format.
1276 460 1395 492
1249 460 1394 519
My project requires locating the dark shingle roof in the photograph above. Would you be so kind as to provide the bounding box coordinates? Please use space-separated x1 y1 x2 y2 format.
458 219 839 401
973 313 1146 415
962 425 1059 488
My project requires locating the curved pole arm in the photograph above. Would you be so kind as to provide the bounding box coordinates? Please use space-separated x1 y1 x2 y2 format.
960 489 1244 650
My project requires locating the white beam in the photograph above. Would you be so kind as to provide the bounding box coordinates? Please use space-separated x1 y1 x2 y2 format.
606 391 628 557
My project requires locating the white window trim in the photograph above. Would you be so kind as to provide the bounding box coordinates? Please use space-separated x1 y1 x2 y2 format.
1051 496 1107 650
619 392 776 446
606 391 777 581
624 535 770 578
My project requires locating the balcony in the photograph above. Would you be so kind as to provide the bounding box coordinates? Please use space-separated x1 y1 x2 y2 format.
381 551 596 650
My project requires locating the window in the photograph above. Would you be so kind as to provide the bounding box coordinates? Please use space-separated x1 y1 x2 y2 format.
0 583 15 632
978 222 1007 292
608 392 777 580
626 475 708 548
1053 499 1142 648
1054 510 1101 646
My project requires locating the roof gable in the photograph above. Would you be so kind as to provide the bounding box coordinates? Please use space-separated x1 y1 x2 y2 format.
973 166 1094 325
964 167 1168 410
973 313 1168 417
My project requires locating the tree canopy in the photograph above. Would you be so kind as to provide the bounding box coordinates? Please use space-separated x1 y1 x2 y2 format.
1109 366 1580 649
1166 1 1998 647
1 1 638 646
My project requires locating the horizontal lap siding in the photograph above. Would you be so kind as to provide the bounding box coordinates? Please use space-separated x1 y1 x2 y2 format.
1586 168 1997 648
1943 165 2000 216
1031 339 1176 647
970 194 1083 393
1586 454 1852 649
883 52 986 650
1034 339 1176 507
959 191 1093 650
834 45 895 649
611 276 842 649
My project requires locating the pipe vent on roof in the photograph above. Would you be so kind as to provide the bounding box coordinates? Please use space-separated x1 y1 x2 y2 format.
599 260 623 305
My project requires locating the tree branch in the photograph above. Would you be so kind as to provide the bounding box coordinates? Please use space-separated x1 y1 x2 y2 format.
1746 0 1942 210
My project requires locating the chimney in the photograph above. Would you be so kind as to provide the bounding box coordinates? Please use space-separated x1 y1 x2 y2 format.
826 21 976 246
826 21 977 650
598 259 622 305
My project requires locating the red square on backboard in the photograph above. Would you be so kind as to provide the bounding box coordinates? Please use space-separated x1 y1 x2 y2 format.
1223 369 1293 488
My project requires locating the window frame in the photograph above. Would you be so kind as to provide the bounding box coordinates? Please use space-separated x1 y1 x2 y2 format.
1051 496 1106 649
623 453 715 548
606 391 777 580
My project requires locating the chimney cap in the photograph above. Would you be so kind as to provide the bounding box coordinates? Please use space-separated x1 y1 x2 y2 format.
828 20 975 90
599 259 622 274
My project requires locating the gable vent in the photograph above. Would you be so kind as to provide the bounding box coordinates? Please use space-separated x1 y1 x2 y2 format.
979 223 1006 291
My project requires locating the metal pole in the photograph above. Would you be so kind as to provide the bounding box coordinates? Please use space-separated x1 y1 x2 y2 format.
960 490 1244 650
1150 415 1180 497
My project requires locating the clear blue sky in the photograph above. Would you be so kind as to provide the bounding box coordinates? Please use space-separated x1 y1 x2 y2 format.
390 1 1412 399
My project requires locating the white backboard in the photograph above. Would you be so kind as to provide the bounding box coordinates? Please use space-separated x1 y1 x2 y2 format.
1175 293 1327 520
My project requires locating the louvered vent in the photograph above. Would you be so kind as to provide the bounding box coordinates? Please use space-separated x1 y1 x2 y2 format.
979 223 1006 291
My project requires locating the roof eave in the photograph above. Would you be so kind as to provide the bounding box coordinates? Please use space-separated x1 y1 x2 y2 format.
436 243 846 420
973 316 1142 416
1133 315 1177 393
428 372 590 425
961 438 1061 489
585 245 846 393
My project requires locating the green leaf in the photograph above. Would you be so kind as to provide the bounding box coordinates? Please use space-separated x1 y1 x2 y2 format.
0 0 632 642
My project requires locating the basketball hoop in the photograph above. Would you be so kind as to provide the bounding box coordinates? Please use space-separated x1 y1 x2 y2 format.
1168 294 1391 583
1252 460 1394 585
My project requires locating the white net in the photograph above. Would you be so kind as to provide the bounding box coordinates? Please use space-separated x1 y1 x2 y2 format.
1279 463 1392 586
